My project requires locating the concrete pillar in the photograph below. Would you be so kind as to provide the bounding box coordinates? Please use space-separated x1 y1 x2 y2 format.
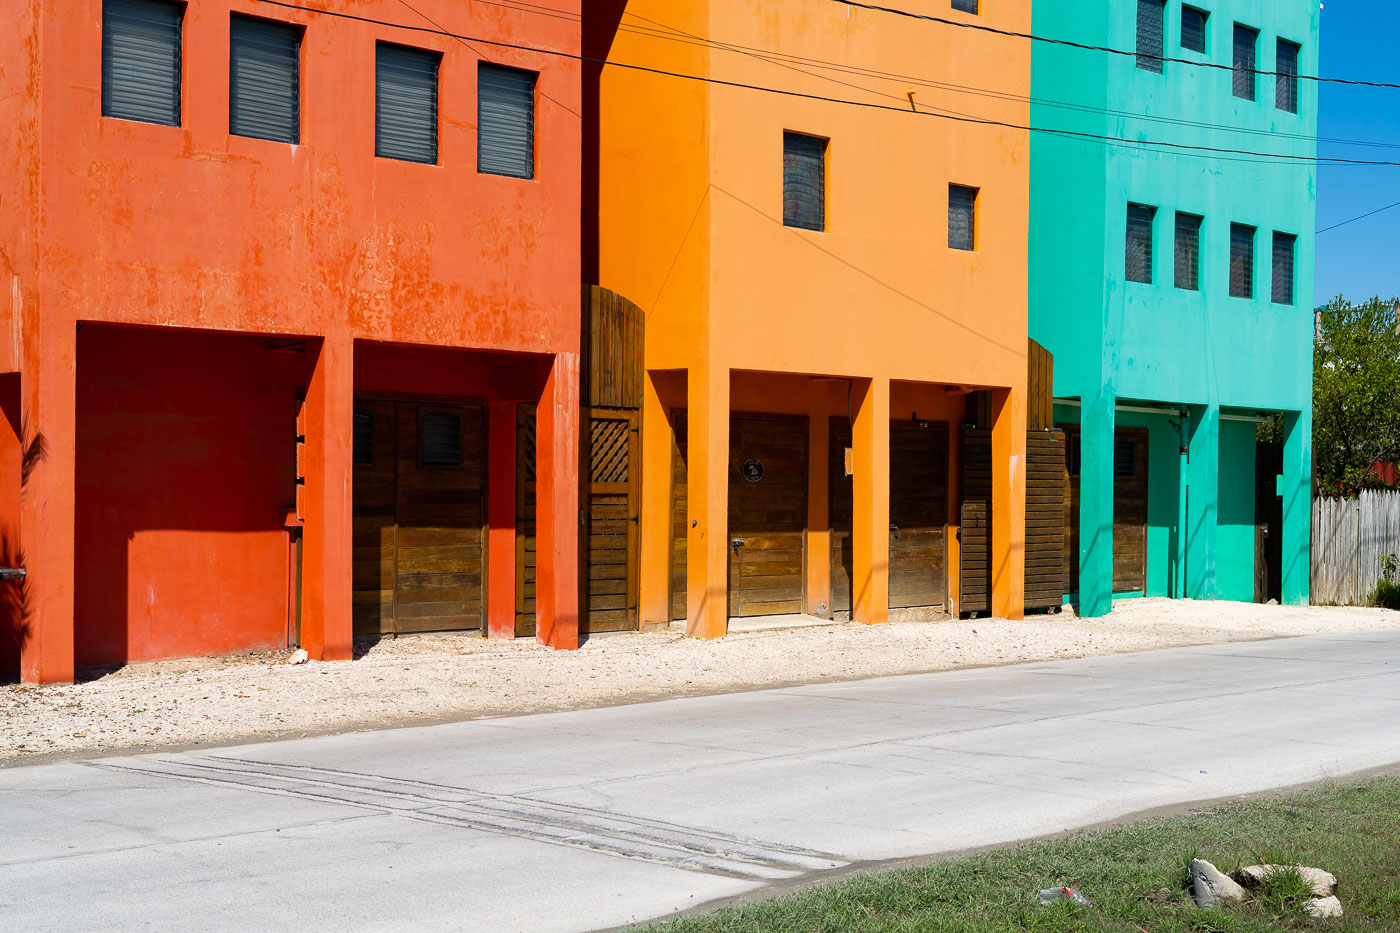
486 400 517 638
638 372 672 626
1280 408 1312 606
989 387 1027 621
300 332 354 662
805 409 831 617
685 363 729 638
1186 403 1220 600
535 352 581 650
851 376 890 625
1078 390 1115 618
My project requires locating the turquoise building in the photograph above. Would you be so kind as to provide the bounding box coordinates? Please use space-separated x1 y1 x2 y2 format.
1030 1 1318 615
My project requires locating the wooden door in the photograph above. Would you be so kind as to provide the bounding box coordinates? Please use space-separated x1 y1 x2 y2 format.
888 421 950 611
583 408 640 632
959 427 993 615
669 411 689 621
352 400 397 635
1062 426 1148 596
515 404 537 637
728 415 807 617
1025 430 1068 610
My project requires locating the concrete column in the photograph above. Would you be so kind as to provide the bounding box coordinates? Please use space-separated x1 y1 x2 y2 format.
1078 390 1115 618
535 352 581 650
19 319 76 683
1280 408 1312 606
685 363 729 639
805 410 831 617
851 377 890 625
486 400 517 638
1186 403 1220 600
300 332 354 662
638 373 672 626
989 387 1027 621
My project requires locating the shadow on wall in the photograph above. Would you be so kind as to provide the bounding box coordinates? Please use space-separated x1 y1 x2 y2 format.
0 372 42 683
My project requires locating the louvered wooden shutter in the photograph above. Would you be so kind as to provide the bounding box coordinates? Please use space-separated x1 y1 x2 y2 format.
1181 7 1207 54
353 409 374 466
1276 40 1299 113
478 63 537 179
421 411 462 466
230 15 301 144
102 0 183 126
951 0 978 13
1174 212 1201 291
1136 0 1165 73
1272 233 1296 305
1230 223 1255 298
1125 204 1155 284
948 185 976 251
1233 25 1257 100
783 132 826 232
376 43 440 164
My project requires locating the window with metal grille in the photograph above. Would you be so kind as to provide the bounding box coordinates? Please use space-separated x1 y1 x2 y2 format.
478 63 536 179
376 42 440 164
1125 203 1156 284
1114 438 1137 478
421 411 461 466
1272 232 1296 305
783 132 827 232
1276 39 1300 113
1136 0 1165 73
1230 223 1255 298
229 14 301 144
948 184 977 251
353 409 374 465
102 0 183 126
951 0 978 13
1233 24 1257 100
1181 6 1208 54
1174 212 1202 291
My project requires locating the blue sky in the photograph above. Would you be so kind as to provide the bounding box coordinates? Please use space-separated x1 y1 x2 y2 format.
1315 0 1400 305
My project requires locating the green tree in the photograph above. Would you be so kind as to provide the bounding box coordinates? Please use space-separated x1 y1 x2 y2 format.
1313 295 1400 493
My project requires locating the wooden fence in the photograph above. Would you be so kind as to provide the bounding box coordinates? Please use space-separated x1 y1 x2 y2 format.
1311 489 1400 605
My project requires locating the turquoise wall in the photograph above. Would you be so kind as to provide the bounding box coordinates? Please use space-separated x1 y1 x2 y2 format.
1031 1 1318 613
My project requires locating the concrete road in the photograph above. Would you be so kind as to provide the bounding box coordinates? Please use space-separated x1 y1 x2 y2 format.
3 630 1399 932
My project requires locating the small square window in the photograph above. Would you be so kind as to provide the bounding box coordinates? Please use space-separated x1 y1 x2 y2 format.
948 184 978 251
376 42 441 164
783 132 827 232
1181 6 1208 54
230 15 302 144
479 63 537 179
1126 203 1157 284
1230 223 1256 299
951 0 978 13
421 411 462 466
102 0 184 127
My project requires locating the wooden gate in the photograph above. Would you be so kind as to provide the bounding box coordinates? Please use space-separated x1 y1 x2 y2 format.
728 415 807 617
959 425 993 615
1025 430 1067 610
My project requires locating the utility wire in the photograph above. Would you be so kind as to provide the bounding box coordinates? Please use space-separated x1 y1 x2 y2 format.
1317 199 1400 234
254 0 1396 168
831 0 1400 90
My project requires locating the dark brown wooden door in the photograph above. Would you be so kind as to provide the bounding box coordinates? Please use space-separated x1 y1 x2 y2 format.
959 427 993 615
515 404 537 637
584 408 639 632
728 415 807 617
1062 426 1148 596
829 418 853 615
1025 430 1068 610
888 421 950 611
669 411 689 621
352 400 397 634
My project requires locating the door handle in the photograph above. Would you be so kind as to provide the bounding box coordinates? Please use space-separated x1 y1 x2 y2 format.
731 538 745 551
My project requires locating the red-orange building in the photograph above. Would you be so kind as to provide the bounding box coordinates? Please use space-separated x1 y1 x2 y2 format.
0 0 582 683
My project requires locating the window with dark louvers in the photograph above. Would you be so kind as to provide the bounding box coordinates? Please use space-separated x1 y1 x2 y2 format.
1233 24 1258 100
1136 0 1165 73
783 132 827 232
1181 6 1208 54
1126 204 1156 284
230 15 301 144
1272 232 1296 305
948 185 977 251
1174 212 1202 291
478 63 537 179
951 0 978 13
376 42 440 164
1230 223 1256 298
1276 39 1300 113
353 409 374 466
102 0 183 126
421 411 461 467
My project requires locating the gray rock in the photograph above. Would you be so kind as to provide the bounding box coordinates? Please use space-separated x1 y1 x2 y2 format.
1191 858 1247 909
1305 895 1343 919
1237 864 1337 897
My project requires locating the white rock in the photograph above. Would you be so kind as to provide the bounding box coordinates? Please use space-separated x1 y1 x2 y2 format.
1305 895 1343 919
1190 859 1248 908
1237 865 1336 897
288 649 309 665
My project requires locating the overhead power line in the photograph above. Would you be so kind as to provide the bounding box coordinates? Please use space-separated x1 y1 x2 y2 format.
1318 199 1400 234
831 0 1400 90
253 0 1398 168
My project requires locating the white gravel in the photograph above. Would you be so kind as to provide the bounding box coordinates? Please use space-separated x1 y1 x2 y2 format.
3 598 1397 765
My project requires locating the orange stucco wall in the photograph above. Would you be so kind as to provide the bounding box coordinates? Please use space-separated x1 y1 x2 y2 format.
593 0 1031 633
3 0 583 681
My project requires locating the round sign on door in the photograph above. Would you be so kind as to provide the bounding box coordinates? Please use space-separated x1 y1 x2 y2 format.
742 458 765 483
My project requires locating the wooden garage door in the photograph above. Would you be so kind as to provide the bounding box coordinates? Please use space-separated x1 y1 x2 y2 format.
352 399 486 635
888 421 949 610
1063 426 1148 595
729 415 807 617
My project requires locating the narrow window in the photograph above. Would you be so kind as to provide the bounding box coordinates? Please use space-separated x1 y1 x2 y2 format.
478 63 537 179
102 0 183 126
1233 24 1258 101
783 132 827 232
229 15 301 144
1174 212 1202 291
1272 232 1296 305
1114 437 1137 478
1276 39 1300 113
951 0 978 13
1125 204 1156 284
353 409 374 466
948 184 978 251
1136 0 1166 73
1229 223 1256 298
1181 6 1208 54
376 42 440 164
421 411 462 467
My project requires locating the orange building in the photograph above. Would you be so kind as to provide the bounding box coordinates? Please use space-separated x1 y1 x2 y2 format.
587 0 1035 635
1 0 582 683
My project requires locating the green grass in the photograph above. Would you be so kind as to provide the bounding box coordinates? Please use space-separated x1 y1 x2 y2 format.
637 777 1400 932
